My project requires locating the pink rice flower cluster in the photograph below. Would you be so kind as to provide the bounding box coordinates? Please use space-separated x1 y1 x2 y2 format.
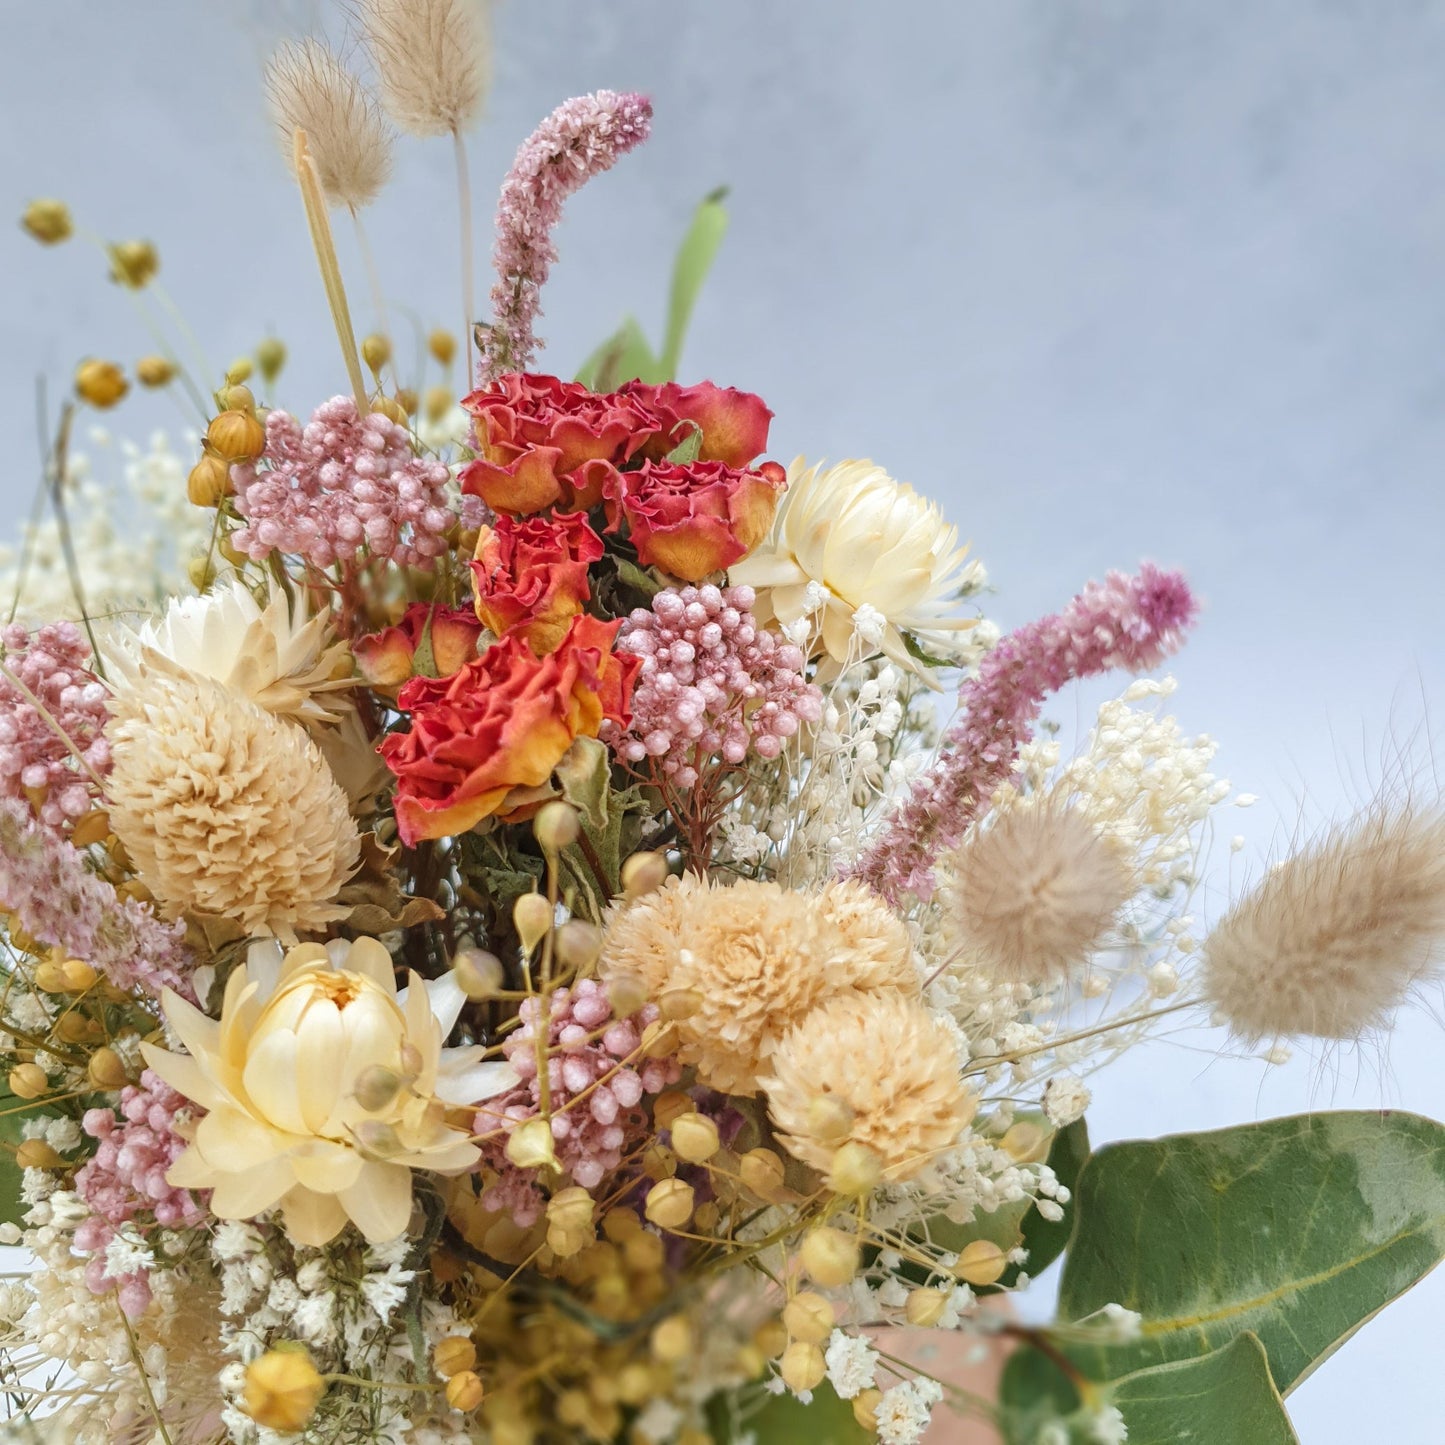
475 979 681 1226
850 564 1198 903
74 1069 206 1318
230 397 465 568
602 584 822 789
480 90 653 382
0 622 109 831
0 798 193 999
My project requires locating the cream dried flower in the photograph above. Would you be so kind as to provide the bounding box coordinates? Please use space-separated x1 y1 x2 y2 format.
107 576 353 727
359 0 492 138
814 878 921 994
730 457 977 683
266 38 395 211
938 803 1134 988
762 991 975 1181
1203 806 1445 1041
106 674 360 941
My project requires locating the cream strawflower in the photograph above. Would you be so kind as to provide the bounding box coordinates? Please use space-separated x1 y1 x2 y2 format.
142 937 516 1246
106 673 360 940
730 457 976 682
107 576 353 726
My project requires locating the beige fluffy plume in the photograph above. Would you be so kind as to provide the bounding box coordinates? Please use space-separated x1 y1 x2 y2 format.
1203 806 1445 1042
358 0 491 138
939 803 1134 987
266 38 394 210
107 674 361 942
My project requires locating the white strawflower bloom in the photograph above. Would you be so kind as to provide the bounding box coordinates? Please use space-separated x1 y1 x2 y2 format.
731 457 977 683
1202 806 1445 1041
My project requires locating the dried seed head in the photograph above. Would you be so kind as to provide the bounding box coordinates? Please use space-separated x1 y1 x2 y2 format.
358 0 492 138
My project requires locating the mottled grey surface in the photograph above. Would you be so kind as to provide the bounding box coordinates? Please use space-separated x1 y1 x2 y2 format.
3 3 1444 1439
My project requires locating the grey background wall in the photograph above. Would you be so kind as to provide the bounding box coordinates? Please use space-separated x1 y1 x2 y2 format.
3 3 1444 1439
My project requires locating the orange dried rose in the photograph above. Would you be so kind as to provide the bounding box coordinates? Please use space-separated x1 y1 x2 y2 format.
471 511 603 655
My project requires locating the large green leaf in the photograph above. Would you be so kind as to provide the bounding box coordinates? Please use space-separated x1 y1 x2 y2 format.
707 1381 867 1445
574 315 662 391
660 187 729 379
1059 1110 1445 1391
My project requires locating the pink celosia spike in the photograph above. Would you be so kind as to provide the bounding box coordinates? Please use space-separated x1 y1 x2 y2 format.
848 564 1198 903
480 90 653 383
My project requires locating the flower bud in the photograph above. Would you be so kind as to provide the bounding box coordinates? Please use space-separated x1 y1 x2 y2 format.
956 1239 1007 1286
620 850 669 898
905 1286 948 1328
107 240 158 288
782 1291 834 1345
428 329 456 367
649 1315 694 1364
445 1370 485 1412
135 356 176 388
8 1063 48 1100
739 1148 787 1202
829 1141 882 1197
779 1341 825 1394
433 1337 477 1378
352 1064 404 1112
505 1116 560 1173
644 1177 694 1231
15 1140 64 1171
75 359 128 409
225 357 254 385
852 1389 882 1431
255 336 287 384
188 455 233 508
206 410 266 464
243 1348 325 1432
669 1111 719 1164
807 1094 855 1147
604 973 648 1018
362 334 393 375
554 919 601 972
534 800 580 854
452 947 505 1000
88 1047 129 1090
22 199 72 245
512 894 552 954
800 1226 860 1288
424 385 452 423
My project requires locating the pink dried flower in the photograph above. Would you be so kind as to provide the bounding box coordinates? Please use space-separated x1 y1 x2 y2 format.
475 978 680 1225
480 91 653 382
850 564 1198 902
0 798 194 999
0 622 109 831
230 397 462 569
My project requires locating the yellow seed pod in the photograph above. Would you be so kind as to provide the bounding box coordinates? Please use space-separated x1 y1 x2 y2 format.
512 894 552 954
69 809 111 848
370 394 409 427
640 1018 680 1058
8 1063 48 1100
445 1370 485 1412
88 1047 130 1091
424 384 452 424
188 455 233 508
255 336 287 384
361 333 393 375
505 1116 559 1173
779 1340 826 1394
22 198 72 245
60 958 98 992
33 957 68 993
187 556 217 592
807 1093 855 1147
829 1141 882 1197
554 919 601 972
217 533 249 567
754 1318 788 1359
734 1342 767 1379
676 1430 712 1445
206 410 266 463
555 1389 592 1427
614 1361 655 1405
534 800 580 853
620 850 669 898
225 356 254 385
135 355 176 388
739 1148 787 1202
352 1064 404 1112
107 239 159 289
644 1177 694 1231
652 1090 692 1131
429 328 457 367
243 1348 325 1432
669 1111 720 1164
546 1186 595 1236
604 973 648 1019
641 1143 677 1182
800 1226 860 1288
852 1388 883 1432
622 1228 665 1274
782 1291 835 1345
601 1208 642 1243
452 947 505 1000
55 1013 98 1045
659 986 701 1021
956 1239 1008 1286
649 1314 694 1364
694 1200 721 1233
74 359 128 409
395 386 419 416
220 384 256 415
905 1286 948 1328
15 1140 64 1171
1001 1119 1050 1164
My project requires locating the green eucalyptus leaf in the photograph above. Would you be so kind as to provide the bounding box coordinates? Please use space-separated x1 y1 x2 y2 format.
661 187 729 380
1004 1116 1090 1289
706 1381 867 1445
616 557 665 599
0 1087 27 1229
1059 1110 1445 1392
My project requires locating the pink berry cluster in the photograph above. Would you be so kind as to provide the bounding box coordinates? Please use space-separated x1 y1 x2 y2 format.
602 584 822 789
0 622 109 831
231 396 475 568
476 979 681 1225
75 1069 206 1318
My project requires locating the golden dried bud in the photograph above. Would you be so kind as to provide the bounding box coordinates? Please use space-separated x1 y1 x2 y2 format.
88 1047 130 1090
649 1314 694 1364
533 800 580 853
370 395 409 427
206 410 266 464
505 1116 559 1173
8 1063 48 1100
424 385 452 424
362 333 393 375
554 919 601 972
255 336 287 384
395 386 419 416
33 957 68 993
225 357 254 386
782 1291 834 1345
220 384 256 414
800 1226 860 1288
905 1286 948 1328
669 1111 720 1164
107 240 159 288
956 1239 1008 1287
739 1147 787 1202
644 1177 695 1231
188 455 233 508
451 946 505 1000
352 1064 405 1112
60 957 99 992
780 1340 826 1394
445 1370 485 1412
135 355 176 388
74 359 128 409
620 850 669 898
22 199 72 245
807 1093 855 1147
428 329 456 367
15 1140 64 1171
852 1388 883 1432
243 1348 325 1432
433 1337 477 1379
828 1141 882 1197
